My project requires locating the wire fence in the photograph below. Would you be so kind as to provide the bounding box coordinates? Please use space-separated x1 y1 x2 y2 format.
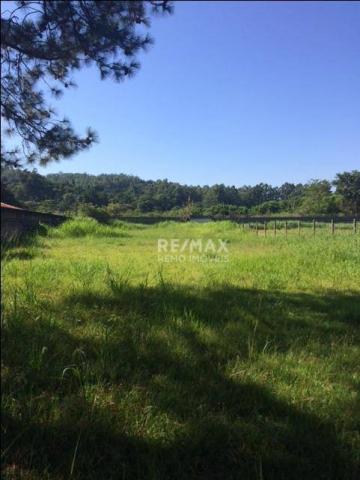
237 218 358 236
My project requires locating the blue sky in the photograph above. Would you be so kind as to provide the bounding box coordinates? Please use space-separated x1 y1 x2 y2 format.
38 1 360 187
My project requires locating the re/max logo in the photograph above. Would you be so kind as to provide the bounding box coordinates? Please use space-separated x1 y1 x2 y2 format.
157 238 229 254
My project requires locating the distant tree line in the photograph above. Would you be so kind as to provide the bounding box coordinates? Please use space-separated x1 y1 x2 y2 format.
1 167 359 220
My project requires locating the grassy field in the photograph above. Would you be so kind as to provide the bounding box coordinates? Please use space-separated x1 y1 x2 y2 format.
2 219 360 480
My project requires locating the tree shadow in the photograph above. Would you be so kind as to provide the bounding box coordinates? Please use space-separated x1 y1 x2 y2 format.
1 249 37 261
62 284 360 350
1 235 49 261
2 284 359 479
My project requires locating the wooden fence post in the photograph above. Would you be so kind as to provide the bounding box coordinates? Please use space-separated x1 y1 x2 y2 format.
354 218 357 234
264 221 267 237
285 220 288 237
274 220 277 237
298 220 300 236
256 222 258 235
331 218 335 235
313 219 316 236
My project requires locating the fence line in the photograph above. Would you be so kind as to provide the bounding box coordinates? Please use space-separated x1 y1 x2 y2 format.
239 218 358 236
113 214 359 224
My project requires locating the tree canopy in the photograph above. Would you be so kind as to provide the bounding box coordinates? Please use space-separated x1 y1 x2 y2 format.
1 0 172 167
333 171 360 215
2 166 358 218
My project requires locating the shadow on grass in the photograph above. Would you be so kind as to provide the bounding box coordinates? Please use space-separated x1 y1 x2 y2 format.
1 249 37 261
1 232 46 261
2 284 359 479
64 284 360 346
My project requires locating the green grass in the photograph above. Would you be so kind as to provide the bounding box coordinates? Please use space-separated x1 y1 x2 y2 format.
2 219 360 479
48 217 130 238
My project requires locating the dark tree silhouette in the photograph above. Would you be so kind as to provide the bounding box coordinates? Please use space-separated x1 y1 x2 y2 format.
1 0 173 166
334 170 360 215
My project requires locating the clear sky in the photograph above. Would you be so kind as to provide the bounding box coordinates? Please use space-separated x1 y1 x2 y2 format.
38 1 360 187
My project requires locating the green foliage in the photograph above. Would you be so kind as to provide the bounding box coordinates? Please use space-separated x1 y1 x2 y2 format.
49 217 128 239
300 180 340 215
1 167 55 202
1 1 172 166
0 178 20 206
251 200 283 215
334 170 360 215
1 167 359 217
78 204 111 224
1 223 359 479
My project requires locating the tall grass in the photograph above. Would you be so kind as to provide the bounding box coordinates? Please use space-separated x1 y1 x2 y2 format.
48 217 129 238
1 221 359 479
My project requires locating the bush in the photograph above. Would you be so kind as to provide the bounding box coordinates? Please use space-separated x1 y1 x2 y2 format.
78 204 111 223
48 217 128 238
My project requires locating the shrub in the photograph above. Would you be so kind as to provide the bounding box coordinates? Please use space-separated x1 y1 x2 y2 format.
48 217 128 238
